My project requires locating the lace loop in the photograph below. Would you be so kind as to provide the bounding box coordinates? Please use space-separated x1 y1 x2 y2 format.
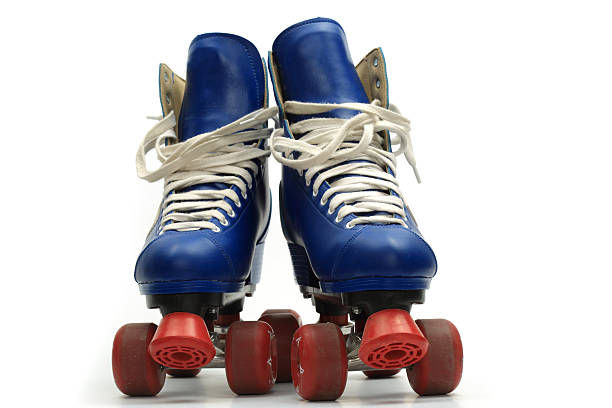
137 107 278 232
270 100 419 228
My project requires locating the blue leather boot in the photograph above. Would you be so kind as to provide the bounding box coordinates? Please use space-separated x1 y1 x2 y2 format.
112 33 286 397
269 18 463 400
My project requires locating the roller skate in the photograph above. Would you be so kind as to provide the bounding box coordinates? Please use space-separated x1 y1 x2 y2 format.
112 33 294 396
268 18 463 400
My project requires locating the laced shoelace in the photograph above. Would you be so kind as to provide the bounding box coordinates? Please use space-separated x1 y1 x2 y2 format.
270 100 420 229
136 107 278 232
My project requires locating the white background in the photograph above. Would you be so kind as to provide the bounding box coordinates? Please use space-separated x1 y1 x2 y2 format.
1 1 611 407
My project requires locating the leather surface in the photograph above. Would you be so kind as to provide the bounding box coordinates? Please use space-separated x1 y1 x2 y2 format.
272 17 368 121
355 48 389 109
135 33 271 294
179 33 266 140
135 168 270 293
279 165 436 289
271 19 437 291
158 63 185 135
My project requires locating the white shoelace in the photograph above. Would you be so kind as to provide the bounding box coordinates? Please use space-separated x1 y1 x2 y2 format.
136 107 278 232
270 100 420 229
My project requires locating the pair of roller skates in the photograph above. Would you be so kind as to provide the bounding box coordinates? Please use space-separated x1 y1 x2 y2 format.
113 17 463 401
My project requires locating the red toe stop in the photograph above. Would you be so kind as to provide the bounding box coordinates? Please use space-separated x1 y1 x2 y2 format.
148 312 216 369
359 309 429 370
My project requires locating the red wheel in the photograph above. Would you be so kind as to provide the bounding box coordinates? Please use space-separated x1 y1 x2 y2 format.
291 323 347 401
259 309 301 383
112 323 166 396
225 321 277 394
363 369 401 378
406 319 463 395
166 368 201 378
260 309 302 324
214 313 240 327
318 314 348 325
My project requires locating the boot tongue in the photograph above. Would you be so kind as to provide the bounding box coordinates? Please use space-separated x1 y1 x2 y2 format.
272 18 368 121
178 33 265 141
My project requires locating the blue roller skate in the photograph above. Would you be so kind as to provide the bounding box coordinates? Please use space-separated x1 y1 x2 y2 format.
268 18 463 400
112 33 283 397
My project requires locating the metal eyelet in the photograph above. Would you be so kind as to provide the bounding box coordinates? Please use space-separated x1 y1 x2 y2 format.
375 79 381 89
163 71 169 82
165 94 171 104
312 189 318 197
241 191 247 199
228 208 236 218
235 200 242 208
305 178 311 187
373 57 379 67
328 207 334 215
335 216 343 223
220 219 229 226
212 225 221 232
346 222 355 229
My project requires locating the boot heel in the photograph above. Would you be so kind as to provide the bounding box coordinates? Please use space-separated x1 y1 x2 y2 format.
287 243 320 288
